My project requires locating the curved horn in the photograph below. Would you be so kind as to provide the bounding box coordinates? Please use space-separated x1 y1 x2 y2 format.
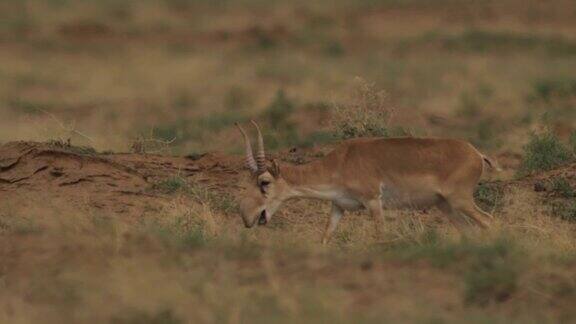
251 120 266 172
235 123 258 173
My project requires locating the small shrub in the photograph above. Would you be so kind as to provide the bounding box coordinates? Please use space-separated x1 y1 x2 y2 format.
550 177 575 198
474 182 505 212
517 132 573 176
153 176 188 194
551 201 576 223
334 229 353 246
331 78 405 139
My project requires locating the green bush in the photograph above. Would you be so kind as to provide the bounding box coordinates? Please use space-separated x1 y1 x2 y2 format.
518 132 574 176
550 177 575 198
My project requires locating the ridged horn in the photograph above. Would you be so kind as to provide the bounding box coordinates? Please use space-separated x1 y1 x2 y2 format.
235 123 258 173
251 120 266 172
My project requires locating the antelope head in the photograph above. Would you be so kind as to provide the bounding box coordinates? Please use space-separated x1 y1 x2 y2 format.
235 121 292 228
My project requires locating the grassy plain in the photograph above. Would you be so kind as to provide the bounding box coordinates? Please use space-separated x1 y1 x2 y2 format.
1 0 576 323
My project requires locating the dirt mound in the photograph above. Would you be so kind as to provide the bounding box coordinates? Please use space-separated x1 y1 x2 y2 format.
0 141 244 217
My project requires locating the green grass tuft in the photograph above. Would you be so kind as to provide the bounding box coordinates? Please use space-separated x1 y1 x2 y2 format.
474 182 505 212
152 176 188 194
518 132 574 176
550 177 575 198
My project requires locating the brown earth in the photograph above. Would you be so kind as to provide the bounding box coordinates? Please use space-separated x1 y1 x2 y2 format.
0 141 243 217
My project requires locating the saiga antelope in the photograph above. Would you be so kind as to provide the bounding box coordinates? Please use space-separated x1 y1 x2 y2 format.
235 121 496 243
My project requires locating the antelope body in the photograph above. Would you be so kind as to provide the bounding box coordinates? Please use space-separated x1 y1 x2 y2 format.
236 122 496 243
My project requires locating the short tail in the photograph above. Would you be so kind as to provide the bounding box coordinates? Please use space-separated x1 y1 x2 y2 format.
481 154 502 172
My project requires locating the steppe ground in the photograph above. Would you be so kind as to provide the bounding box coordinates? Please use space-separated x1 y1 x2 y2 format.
1 0 576 323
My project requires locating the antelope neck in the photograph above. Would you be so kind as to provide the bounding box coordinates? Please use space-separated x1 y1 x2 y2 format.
280 160 342 201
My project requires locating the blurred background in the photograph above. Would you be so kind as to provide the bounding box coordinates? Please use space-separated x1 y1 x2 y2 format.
1 0 575 156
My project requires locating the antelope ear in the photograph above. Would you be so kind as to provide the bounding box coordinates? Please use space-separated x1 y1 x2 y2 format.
270 159 281 178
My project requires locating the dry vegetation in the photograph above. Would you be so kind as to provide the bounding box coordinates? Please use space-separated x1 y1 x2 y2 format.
1 0 576 323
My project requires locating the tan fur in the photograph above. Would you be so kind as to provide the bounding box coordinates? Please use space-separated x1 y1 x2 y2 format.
236 137 496 243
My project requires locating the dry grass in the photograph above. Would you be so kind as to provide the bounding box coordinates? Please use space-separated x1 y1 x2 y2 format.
1 187 576 323
330 78 402 139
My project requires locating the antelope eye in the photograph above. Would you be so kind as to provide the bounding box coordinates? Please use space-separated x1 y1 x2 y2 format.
259 180 270 193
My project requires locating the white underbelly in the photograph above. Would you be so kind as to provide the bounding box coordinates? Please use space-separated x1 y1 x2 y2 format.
333 196 364 211
329 182 439 211
380 182 439 209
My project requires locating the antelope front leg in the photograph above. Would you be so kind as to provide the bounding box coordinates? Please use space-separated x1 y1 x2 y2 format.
366 199 385 236
321 203 344 244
